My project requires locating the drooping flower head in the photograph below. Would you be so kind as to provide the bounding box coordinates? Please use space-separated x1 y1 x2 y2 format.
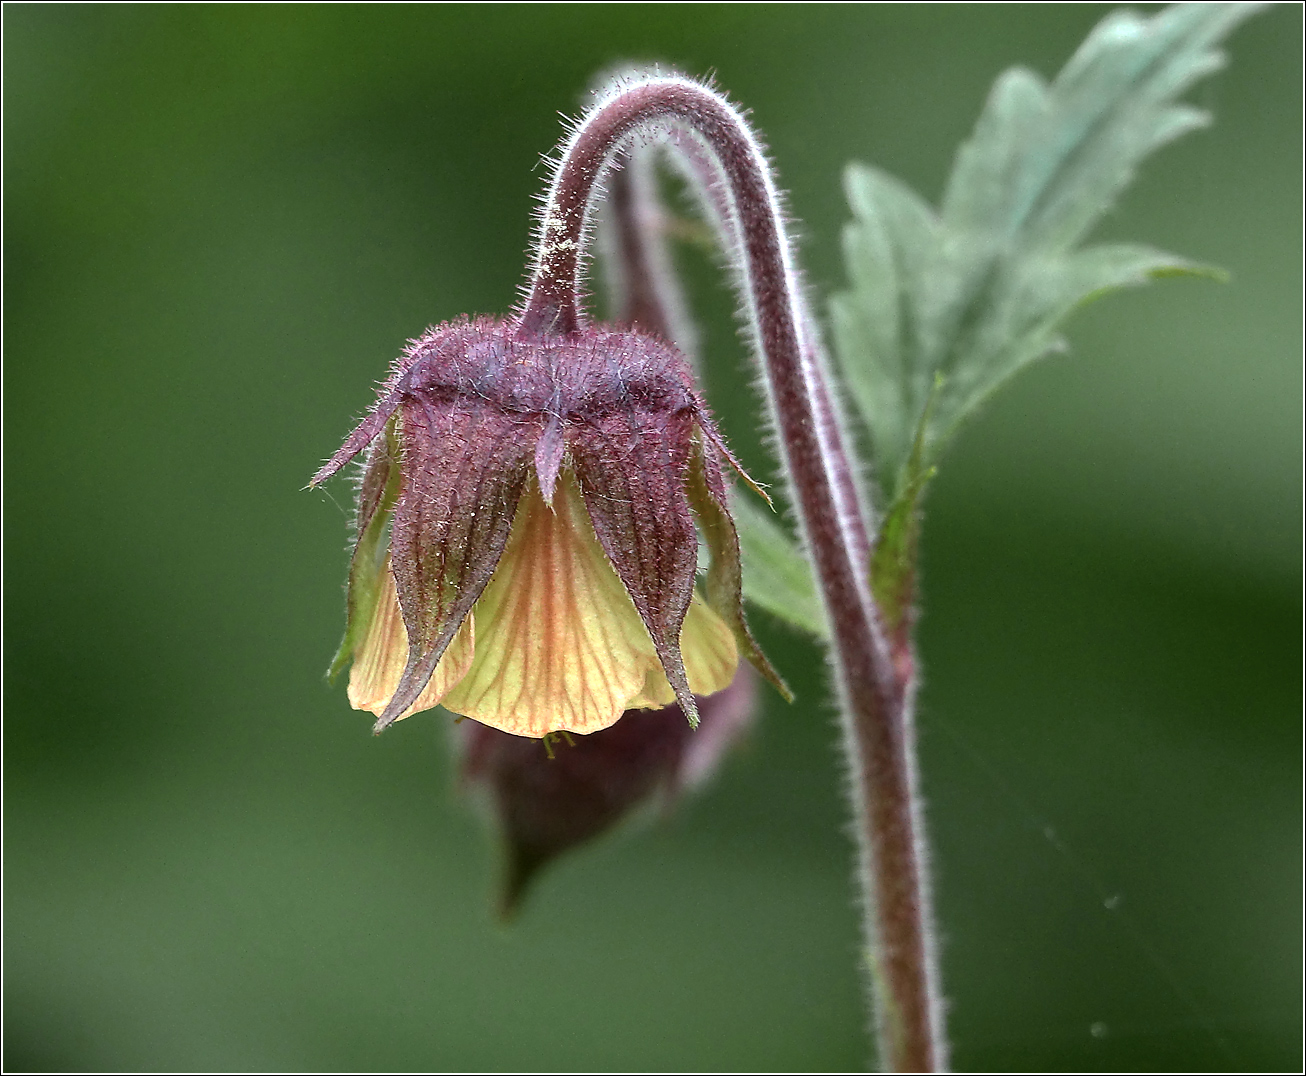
312 315 785 738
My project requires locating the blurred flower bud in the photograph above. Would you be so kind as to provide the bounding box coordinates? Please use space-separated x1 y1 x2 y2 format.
460 665 758 914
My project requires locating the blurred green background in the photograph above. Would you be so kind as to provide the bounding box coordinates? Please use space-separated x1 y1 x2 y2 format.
4 5 1299 1072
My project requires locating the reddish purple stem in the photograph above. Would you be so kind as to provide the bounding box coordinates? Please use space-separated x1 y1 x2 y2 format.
521 77 945 1071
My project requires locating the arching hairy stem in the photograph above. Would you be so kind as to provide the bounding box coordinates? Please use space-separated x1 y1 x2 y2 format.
522 75 946 1072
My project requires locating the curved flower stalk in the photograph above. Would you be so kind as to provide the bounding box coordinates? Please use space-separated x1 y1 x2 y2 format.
513 74 944 1071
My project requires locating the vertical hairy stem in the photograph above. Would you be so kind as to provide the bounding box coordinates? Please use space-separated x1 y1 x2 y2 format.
600 149 700 363
523 75 946 1071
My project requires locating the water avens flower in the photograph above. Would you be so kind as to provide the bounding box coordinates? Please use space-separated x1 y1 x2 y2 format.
311 66 943 1068
312 315 783 738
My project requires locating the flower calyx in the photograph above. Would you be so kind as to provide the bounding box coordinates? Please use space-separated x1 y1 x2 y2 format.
312 316 787 740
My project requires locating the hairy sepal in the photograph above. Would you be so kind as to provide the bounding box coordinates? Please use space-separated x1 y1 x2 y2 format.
329 416 402 681
687 429 791 700
380 396 537 732
572 405 701 726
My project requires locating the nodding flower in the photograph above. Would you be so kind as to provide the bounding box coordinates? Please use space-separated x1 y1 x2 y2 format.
311 315 785 739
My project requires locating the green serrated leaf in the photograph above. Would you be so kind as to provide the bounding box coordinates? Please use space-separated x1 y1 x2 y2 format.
831 2 1259 508
931 242 1220 448
1014 4 1253 252
733 495 824 638
829 165 939 496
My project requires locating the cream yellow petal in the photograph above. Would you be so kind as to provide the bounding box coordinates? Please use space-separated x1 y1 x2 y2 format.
625 590 738 710
440 476 664 738
347 559 475 721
